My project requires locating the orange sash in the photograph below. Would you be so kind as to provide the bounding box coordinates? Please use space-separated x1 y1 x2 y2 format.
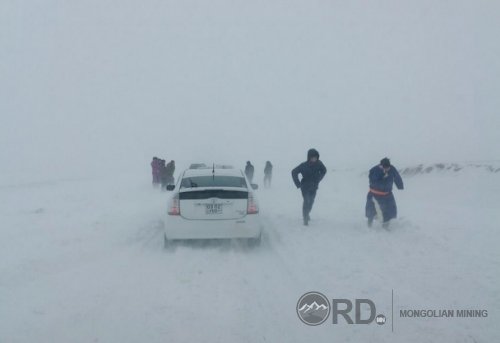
369 188 389 196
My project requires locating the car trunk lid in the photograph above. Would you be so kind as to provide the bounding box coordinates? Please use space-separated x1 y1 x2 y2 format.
179 187 248 220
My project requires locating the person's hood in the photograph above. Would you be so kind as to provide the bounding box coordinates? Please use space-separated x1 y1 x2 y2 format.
307 149 320 160
380 157 391 168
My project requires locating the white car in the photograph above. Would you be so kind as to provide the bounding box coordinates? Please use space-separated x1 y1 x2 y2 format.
164 166 263 247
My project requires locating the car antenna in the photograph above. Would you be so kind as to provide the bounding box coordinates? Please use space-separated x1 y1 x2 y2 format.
212 163 215 181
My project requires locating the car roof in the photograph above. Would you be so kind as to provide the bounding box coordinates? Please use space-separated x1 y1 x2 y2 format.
182 168 244 178
188 163 234 169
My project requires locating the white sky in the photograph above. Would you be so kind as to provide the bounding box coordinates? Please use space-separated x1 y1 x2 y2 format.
1 0 499 179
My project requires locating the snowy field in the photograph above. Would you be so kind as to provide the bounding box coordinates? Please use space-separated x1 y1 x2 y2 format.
1 164 498 342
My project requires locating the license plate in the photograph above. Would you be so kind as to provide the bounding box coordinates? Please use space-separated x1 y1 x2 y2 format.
205 203 223 215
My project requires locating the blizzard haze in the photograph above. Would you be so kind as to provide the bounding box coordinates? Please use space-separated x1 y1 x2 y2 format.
1 0 499 180
1 2 500 342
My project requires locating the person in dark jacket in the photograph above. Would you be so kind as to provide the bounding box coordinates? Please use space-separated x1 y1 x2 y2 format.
264 161 273 188
159 159 168 189
151 157 160 186
245 161 255 183
291 149 327 226
165 160 175 185
365 157 404 228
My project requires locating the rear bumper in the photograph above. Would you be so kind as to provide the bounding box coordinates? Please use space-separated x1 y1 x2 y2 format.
164 215 262 240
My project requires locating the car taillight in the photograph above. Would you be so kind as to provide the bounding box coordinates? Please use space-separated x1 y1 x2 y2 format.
168 194 180 215
247 193 259 214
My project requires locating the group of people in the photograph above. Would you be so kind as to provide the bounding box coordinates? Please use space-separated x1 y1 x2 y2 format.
291 149 404 227
150 150 404 228
245 161 273 188
151 157 175 189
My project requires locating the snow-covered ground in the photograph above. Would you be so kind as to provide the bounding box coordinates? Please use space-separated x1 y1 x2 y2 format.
1 164 498 342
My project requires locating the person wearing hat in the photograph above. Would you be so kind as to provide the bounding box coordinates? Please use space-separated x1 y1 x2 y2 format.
291 149 327 226
365 157 404 228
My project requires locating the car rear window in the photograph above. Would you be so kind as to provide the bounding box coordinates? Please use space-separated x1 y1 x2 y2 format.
179 190 248 200
180 176 247 189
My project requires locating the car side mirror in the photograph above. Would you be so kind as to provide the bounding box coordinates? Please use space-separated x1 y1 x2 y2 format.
251 184 259 190
166 184 175 191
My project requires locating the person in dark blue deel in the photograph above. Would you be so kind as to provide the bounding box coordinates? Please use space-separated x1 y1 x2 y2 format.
292 149 327 226
365 157 404 229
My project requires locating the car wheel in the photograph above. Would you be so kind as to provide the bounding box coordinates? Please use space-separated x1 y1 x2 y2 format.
247 234 262 248
164 233 175 251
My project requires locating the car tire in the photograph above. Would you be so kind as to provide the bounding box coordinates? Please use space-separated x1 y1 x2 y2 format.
247 233 262 248
164 233 175 251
